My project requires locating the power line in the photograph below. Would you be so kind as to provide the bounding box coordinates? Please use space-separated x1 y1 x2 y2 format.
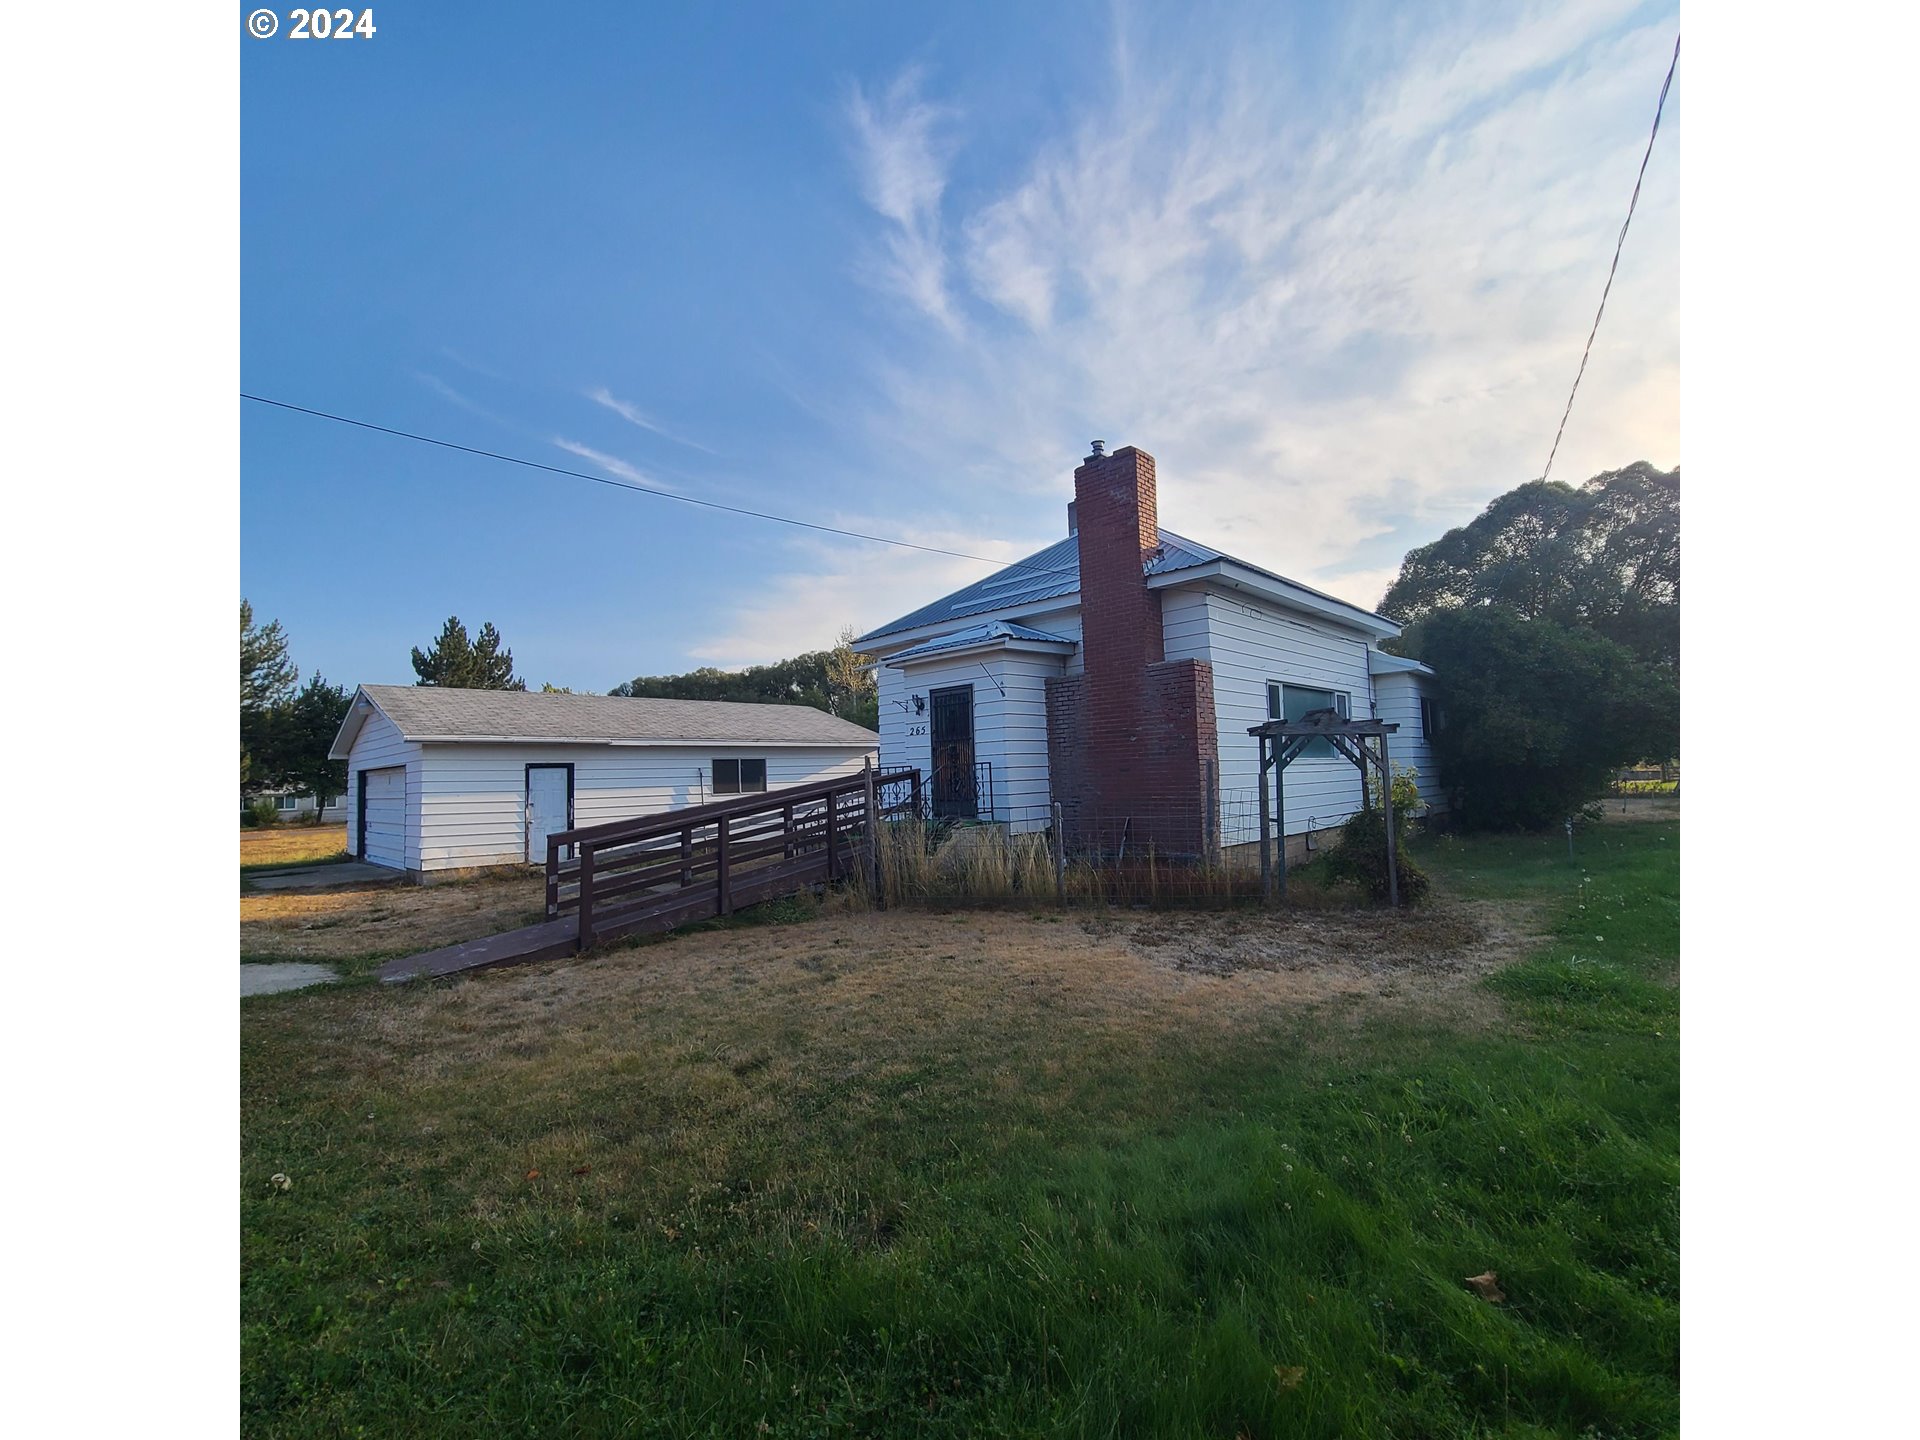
240 392 1074 581
1539 32 1680 484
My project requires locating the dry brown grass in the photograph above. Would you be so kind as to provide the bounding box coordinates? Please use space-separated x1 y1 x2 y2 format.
275 896 1536 1110
855 819 1283 909
246 894 1544 1228
240 871 549 963
240 824 350 868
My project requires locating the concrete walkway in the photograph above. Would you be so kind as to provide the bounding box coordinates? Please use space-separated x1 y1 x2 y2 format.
245 861 401 892
242 963 341 997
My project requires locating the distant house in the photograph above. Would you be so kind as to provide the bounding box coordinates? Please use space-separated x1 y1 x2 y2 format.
246 790 349 822
327 686 879 878
854 443 1445 861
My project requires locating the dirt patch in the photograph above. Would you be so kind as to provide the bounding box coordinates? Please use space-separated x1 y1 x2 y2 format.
1117 899 1543 1032
1128 905 1498 978
240 871 548 961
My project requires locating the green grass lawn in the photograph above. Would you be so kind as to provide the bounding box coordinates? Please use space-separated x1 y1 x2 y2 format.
241 821 1678 1438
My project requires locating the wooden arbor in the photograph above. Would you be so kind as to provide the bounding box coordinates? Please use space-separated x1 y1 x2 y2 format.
1248 710 1403 906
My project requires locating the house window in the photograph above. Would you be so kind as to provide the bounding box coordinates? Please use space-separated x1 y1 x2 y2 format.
275 794 300 811
712 758 767 795
1420 696 1440 741
1267 683 1349 759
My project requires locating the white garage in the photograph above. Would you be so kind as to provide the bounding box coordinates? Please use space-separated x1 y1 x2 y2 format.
328 685 881 878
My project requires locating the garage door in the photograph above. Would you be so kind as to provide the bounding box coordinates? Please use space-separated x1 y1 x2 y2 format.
360 766 407 869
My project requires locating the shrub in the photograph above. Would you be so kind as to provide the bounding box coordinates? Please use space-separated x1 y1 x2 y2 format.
1319 808 1429 906
245 798 280 828
1367 762 1426 827
1398 608 1679 831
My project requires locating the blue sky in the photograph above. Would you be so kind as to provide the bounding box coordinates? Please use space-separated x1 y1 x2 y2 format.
242 0 1679 694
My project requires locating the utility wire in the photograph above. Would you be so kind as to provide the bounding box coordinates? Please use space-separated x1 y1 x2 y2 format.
1539 32 1679 483
240 392 1075 581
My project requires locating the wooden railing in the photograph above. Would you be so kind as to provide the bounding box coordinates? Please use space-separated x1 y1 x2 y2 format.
545 766 921 951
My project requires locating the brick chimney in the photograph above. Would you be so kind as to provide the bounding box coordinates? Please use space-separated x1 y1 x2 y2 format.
1073 442 1165 686
1045 443 1219 857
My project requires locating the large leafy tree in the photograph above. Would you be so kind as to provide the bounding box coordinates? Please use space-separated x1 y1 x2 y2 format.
1381 462 1678 668
411 617 526 690
825 625 879 731
241 599 298 794
1399 608 1679 830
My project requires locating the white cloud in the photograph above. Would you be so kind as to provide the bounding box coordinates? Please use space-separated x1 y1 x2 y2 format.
413 371 503 423
585 386 717 455
687 520 1028 669
550 438 675 491
843 68 961 332
699 2 1679 656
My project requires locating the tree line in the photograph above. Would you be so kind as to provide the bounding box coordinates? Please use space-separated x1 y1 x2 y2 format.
239 601 351 812
610 627 877 731
242 459 1673 834
238 607 875 816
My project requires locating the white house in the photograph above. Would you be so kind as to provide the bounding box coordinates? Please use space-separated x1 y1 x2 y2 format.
854 443 1444 860
327 685 880 877
247 790 349 822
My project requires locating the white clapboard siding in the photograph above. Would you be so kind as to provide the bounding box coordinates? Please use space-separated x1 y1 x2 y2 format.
408 743 878 870
1370 672 1447 811
879 648 1070 832
870 585 1400 841
1175 587 1376 836
342 706 422 869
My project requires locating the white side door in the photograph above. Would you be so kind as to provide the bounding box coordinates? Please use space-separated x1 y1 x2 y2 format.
526 765 572 862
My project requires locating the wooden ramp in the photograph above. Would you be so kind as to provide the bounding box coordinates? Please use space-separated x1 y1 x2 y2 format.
376 766 921 985
376 917 579 984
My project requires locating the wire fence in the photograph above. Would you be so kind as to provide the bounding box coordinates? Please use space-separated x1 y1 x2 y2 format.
853 815 1272 910
855 783 1401 910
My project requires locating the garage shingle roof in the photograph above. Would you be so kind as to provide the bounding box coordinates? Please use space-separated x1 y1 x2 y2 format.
354 685 880 747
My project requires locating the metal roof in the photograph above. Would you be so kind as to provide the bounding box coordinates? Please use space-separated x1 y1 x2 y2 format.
1367 650 1435 677
856 528 1390 645
331 684 879 758
882 620 1078 666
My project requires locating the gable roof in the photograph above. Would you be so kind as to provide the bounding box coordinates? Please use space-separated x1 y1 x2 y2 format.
329 684 879 759
854 528 1395 646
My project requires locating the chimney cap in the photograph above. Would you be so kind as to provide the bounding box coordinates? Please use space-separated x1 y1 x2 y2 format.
1088 440 1106 458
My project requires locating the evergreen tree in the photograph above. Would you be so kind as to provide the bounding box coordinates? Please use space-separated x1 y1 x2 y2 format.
275 675 353 811
241 599 298 795
411 617 527 690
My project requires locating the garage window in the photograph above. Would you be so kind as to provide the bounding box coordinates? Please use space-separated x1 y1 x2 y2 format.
712 758 767 795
